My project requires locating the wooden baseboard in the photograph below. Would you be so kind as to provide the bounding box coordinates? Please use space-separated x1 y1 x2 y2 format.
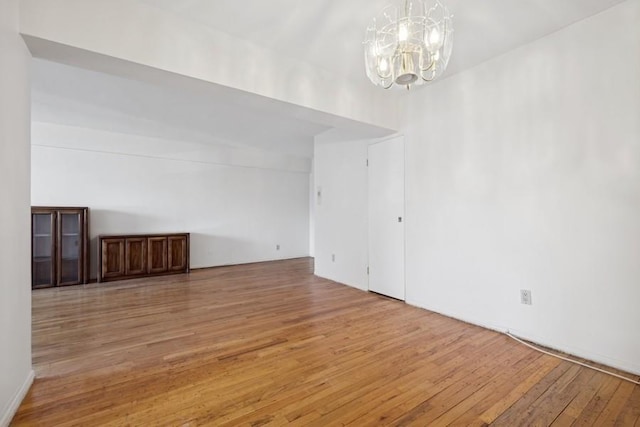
1 369 34 427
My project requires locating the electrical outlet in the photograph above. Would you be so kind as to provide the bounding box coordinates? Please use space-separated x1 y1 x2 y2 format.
331 254 335 262
276 244 280 250
520 289 532 305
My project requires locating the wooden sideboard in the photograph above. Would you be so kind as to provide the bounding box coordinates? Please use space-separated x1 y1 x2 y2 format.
99 233 190 282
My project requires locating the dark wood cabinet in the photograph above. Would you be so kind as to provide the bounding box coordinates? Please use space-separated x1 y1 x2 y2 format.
31 207 89 289
99 233 189 282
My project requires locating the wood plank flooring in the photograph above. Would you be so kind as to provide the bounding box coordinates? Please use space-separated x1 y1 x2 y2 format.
12 258 640 426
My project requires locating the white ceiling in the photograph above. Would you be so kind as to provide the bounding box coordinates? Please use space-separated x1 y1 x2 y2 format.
135 0 627 82
31 59 329 158
32 0 628 158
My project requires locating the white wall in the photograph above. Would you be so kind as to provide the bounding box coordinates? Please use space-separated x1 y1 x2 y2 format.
0 1 33 425
31 123 311 279
405 0 640 374
313 130 371 291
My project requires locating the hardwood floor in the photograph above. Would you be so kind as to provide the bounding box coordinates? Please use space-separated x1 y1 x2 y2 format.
13 258 640 426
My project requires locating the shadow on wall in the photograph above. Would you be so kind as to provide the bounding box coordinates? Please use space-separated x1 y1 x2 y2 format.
189 232 255 269
88 210 293 279
86 211 263 279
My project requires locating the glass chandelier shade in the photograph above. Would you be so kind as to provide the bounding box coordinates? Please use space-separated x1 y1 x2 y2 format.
364 0 453 89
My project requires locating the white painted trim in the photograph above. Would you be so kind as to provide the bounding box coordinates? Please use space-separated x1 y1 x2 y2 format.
1 370 34 427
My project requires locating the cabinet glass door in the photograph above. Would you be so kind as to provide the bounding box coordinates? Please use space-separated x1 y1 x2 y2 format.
32 213 55 288
58 212 82 285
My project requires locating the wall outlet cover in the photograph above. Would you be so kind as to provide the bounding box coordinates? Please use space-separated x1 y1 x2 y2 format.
520 289 532 305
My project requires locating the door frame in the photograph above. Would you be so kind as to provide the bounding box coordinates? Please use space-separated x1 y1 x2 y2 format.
367 134 406 301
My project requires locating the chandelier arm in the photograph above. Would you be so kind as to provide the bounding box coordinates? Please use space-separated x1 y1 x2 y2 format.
420 59 435 72
376 68 392 81
375 62 394 88
421 72 436 82
376 51 401 81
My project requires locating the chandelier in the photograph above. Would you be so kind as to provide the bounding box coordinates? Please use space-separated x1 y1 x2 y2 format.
364 0 453 89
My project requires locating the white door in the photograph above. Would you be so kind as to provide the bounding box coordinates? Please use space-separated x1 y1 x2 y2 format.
368 136 405 300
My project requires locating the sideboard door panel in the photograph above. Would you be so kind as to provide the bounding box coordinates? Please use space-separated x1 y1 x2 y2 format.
125 238 147 276
148 237 168 274
168 235 187 272
102 238 125 279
